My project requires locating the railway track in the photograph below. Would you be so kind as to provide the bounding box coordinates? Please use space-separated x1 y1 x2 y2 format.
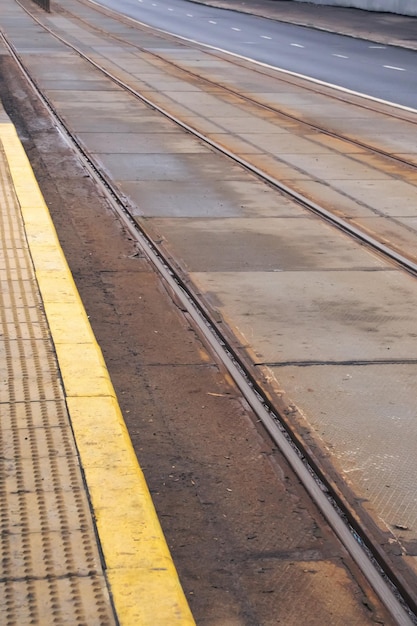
1 0 417 622
43 0 417 263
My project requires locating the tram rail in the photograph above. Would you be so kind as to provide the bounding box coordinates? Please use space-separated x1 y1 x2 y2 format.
15 0 417 270
1 0 417 622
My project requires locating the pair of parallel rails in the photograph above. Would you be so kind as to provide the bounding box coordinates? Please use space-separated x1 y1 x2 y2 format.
5 0 417 623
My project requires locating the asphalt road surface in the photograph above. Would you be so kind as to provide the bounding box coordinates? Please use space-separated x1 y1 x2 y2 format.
96 0 417 108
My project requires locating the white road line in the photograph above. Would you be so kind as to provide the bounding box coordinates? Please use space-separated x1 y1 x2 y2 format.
209 20 217 24
231 27 241 31
369 45 386 49
168 7 174 10
290 43 304 48
260 35 272 40
116 10 417 114
333 54 349 59
186 13 193 17
384 65 406 71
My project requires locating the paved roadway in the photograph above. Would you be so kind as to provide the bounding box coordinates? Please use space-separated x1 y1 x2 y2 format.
96 0 417 108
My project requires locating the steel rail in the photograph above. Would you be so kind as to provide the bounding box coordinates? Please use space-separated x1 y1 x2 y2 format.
67 0 417 175
86 0 417 116
1 11 417 624
11 0 417 276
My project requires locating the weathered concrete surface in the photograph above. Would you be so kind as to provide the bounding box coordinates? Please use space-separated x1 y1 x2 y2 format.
2 0 417 612
0 43 395 626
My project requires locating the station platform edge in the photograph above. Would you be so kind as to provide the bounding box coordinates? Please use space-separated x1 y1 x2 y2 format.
0 105 195 625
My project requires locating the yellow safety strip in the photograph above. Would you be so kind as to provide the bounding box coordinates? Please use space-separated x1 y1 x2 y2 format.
0 121 195 626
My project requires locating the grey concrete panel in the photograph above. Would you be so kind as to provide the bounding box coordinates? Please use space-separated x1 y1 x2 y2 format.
150 217 386 272
60 115 175 133
40 80 120 91
327 179 417 217
209 133 265 154
47 90 134 103
284 179 385 216
55 101 149 117
164 100 248 118
239 133 361 155
197 116 286 134
79 132 209 154
347 216 417 263
25 58 104 81
132 77 206 91
191 268 417 363
98 153 253 181
127 181 243 217
13 45 66 53
270 362 417 538
255 92 344 107
274 152 390 180
321 120 417 149
126 178 301 217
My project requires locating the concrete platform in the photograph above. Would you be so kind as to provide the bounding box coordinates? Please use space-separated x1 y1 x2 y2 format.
0 104 194 625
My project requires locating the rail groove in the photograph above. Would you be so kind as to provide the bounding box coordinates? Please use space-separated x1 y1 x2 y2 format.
14 0 417 274
2 4 417 623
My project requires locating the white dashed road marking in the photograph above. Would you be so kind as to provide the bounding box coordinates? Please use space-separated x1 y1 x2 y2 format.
384 65 406 71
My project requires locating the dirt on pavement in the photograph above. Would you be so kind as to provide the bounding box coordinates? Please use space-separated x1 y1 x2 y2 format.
0 54 394 625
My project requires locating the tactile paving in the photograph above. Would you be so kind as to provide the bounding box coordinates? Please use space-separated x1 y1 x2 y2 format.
0 141 116 625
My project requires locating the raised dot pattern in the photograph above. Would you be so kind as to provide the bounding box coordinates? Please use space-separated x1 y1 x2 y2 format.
0 143 116 624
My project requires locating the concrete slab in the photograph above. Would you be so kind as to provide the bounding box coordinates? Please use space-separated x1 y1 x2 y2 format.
279 175 357 205
348 216 417 262
270 362 417 541
327 179 417 217
164 99 248 118
40 80 121 91
132 77 206 91
63 115 176 133
239 133 363 155
196 116 284 134
127 179 304 217
150 216 386 272
272 152 390 180
24 57 105 81
78 132 209 154
190 268 417 363
47 89 134 103
55 101 147 115
320 118 417 144
98 152 253 181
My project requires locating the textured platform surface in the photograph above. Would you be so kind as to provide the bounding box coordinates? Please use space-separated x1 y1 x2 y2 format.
0 106 194 625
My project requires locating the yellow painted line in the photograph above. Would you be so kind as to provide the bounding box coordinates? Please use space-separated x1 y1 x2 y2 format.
0 120 196 626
